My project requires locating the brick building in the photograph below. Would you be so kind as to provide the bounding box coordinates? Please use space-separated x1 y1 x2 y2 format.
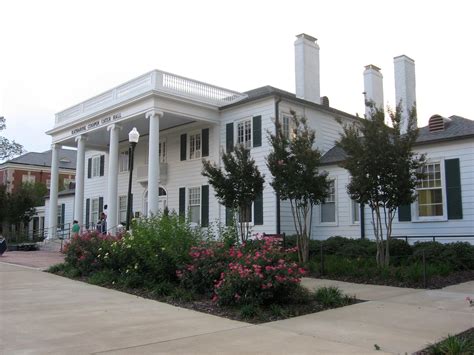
0 149 76 193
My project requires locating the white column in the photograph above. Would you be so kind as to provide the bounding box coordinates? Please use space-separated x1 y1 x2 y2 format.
146 110 163 216
74 135 87 225
107 124 121 235
48 144 60 239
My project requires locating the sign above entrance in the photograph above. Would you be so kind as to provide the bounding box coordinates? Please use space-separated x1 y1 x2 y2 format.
70 113 122 136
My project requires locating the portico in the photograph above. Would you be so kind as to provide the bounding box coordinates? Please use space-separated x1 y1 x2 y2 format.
46 70 246 237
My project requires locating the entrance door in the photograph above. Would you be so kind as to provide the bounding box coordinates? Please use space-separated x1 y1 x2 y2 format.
143 187 167 216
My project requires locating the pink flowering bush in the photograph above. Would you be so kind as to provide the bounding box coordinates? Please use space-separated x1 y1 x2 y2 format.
63 230 121 276
178 236 307 306
178 242 231 295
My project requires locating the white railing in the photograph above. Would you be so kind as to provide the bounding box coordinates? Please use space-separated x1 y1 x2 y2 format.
136 163 168 184
55 70 247 125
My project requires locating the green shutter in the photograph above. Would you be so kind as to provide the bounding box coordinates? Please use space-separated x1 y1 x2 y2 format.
99 155 105 176
202 128 209 157
61 204 65 229
180 134 187 161
226 206 234 226
253 115 262 147
87 158 92 179
254 191 263 225
201 185 209 227
179 187 186 217
398 204 411 221
445 158 463 219
99 197 104 214
226 123 234 153
85 198 90 227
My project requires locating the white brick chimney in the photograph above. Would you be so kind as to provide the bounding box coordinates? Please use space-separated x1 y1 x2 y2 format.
363 64 384 117
295 33 320 104
394 55 417 133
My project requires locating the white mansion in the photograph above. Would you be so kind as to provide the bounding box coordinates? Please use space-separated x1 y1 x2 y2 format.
45 34 474 241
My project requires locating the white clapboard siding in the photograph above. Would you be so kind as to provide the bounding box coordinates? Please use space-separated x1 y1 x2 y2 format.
220 97 277 234
313 139 474 241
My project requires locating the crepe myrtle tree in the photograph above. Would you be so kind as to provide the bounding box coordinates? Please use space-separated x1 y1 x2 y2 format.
267 112 330 263
202 145 264 243
337 102 425 267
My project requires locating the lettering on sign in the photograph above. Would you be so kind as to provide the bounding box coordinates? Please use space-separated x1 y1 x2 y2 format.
70 112 122 136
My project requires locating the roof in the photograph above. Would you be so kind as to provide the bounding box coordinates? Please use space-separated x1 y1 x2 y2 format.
414 115 474 145
321 115 474 166
220 85 359 121
321 145 347 165
1 148 77 170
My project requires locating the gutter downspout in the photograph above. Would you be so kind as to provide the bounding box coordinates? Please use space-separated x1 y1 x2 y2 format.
360 203 365 239
275 97 282 234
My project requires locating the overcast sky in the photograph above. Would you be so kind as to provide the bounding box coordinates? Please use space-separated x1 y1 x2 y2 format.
1 0 472 154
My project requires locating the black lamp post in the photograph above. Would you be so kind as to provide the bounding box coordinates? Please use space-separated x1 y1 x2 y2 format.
126 127 140 230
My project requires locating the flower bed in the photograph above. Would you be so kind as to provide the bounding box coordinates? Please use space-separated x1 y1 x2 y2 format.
48 220 359 323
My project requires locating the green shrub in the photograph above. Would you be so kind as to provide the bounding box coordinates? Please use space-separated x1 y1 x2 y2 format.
441 242 474 270
239 304 260 319
130 212 202 266
411 241 445 263
88 270 117 286
428 333 474 355
151 282 175 297
314 286 350 308
169 287 196 302
385 239 412 258
269 304 285 318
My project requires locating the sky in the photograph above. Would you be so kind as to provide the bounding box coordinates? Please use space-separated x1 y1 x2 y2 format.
0 0 472 154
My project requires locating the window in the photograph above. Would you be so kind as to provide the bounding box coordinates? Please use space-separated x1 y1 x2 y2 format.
119 196 127 224
189 133 201 159
119 150 129 173
321 180 336 223
188 187 201 224
282 115 290 139
46 179 51 189
91 156 101 177
22 174 35 183
159 141 167 163
417 162 443 217
91 198 100 224
352 200 360 224
237 119 252 148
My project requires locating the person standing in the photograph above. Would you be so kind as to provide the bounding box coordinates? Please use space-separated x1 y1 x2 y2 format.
71 220 80 237
99 212 107 235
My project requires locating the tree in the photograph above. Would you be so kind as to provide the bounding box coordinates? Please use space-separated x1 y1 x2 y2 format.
267 113 330 263
0 117 24 161
337 103 425 267
6 182 48 226
202 145 264 243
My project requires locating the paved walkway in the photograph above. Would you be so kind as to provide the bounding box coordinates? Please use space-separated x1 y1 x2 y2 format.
1 262 473 354
0 250 65 270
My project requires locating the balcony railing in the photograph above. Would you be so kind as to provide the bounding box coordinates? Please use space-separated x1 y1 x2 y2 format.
55 70 247 125
136 163 168 184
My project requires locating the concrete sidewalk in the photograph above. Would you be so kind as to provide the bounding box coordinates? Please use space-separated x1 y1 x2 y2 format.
1 263 472 354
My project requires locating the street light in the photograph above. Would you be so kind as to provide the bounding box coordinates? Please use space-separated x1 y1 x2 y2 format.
126 127 140 230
